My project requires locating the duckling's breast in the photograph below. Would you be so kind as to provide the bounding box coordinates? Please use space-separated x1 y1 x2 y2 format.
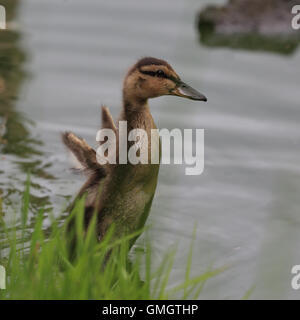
97 117 161 240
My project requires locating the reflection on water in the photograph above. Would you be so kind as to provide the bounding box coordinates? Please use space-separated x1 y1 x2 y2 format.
0 0 54 220
0 0 36 156
198 28 300 55
0 0 300 299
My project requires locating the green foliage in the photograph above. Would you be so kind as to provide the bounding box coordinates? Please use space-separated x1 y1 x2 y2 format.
0 179 222 300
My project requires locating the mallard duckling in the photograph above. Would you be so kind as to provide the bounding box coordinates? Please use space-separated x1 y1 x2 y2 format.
62 57 207 246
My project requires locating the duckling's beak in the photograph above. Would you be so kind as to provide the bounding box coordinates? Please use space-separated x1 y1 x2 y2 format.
170 81 207 102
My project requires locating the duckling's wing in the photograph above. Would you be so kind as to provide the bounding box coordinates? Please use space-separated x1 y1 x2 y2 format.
62 131 106 177
101 106 117 132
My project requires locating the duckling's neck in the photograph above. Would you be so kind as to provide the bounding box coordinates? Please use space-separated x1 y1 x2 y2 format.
122 91 148 112
121 94 154 131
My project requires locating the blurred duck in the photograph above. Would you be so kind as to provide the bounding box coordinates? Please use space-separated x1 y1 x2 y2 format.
62 57 207 246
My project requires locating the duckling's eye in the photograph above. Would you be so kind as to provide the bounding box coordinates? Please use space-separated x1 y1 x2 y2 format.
156 70 165 77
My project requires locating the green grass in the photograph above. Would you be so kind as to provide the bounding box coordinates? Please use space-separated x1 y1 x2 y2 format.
0 178 222 300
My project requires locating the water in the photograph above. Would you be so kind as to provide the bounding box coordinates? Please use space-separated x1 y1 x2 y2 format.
1 0 300 299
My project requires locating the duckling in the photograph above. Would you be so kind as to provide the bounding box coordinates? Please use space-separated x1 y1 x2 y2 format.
62 57 207 247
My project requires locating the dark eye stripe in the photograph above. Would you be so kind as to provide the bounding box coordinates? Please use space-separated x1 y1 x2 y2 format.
139 69 181 85
140 70 157 77
140 69 169 79
169 75 180 85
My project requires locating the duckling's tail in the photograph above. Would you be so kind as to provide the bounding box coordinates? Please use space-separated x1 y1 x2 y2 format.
62 131 106 179
101 106 117 133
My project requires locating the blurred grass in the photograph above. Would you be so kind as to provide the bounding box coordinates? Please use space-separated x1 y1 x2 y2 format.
0 177 223 299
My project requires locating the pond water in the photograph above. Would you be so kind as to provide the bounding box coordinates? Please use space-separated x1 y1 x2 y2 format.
1 0 300 299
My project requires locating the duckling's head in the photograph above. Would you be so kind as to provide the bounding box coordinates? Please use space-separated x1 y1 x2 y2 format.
123 57 207 106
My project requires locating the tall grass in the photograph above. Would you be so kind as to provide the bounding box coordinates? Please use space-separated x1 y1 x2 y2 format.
0 178 222 299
